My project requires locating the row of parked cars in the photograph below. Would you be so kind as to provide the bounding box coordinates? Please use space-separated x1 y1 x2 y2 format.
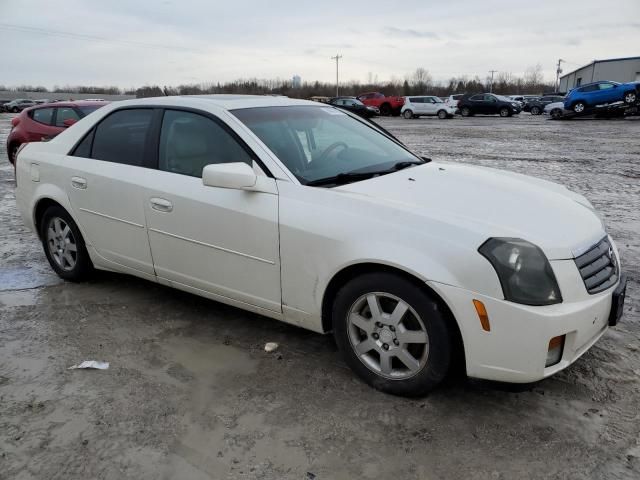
1 98 106 113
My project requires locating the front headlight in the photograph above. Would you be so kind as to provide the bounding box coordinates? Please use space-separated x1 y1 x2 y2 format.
479 238 562 306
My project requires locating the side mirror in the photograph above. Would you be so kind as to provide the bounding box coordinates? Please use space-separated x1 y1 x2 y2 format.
63 118 77 127
202 162 257 190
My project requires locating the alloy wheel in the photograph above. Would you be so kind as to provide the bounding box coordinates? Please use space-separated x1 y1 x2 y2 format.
624 92 637 104
347 292 429 380
46 217 78 271
574 102 585 113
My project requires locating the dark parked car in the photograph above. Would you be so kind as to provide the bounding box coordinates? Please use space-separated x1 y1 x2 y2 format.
458 94 521 117
525 96 565 115
329 97 379 117
6 101 107 164
4 99 37 113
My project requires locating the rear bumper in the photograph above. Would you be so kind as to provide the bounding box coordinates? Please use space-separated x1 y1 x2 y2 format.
428 279 618 383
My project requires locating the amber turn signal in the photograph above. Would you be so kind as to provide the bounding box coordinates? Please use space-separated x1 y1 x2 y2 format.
473 299 491 332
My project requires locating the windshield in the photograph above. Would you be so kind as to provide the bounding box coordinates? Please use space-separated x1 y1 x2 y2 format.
232 106 419 185
77 105 101 116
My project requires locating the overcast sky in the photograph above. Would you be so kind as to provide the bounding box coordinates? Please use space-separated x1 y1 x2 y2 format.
1 0 639 88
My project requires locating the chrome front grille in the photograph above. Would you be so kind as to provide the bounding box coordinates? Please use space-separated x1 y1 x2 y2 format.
574 237 618 294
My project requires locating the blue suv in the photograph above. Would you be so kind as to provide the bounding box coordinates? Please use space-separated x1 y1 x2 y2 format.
564 81 639 113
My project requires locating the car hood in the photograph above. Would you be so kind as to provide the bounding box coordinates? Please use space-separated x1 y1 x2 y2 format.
335 162 605 260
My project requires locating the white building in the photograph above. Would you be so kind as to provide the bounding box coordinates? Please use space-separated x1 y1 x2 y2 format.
292 75 302 89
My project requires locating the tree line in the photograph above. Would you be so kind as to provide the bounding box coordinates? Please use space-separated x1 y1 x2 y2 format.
0 65 556 99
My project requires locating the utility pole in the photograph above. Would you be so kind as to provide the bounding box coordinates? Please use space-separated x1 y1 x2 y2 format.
331 54 342 96
555 59 564 92
488 70 498 93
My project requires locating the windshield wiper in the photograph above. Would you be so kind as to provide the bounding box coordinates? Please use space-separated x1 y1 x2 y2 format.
306 160 425 187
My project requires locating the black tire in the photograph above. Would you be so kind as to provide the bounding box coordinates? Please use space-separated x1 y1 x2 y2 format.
11 107 19 113
499 107 510 117
550 108 563 120
573 101 586 113
380 103 391 116
332 272 452 397
40 205 93 282
437 109 448 119
460 106 472 117
624 91 637 105
403 109 414 119
530 106 541 115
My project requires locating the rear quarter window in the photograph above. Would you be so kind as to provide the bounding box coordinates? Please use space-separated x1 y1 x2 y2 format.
31 108 54 125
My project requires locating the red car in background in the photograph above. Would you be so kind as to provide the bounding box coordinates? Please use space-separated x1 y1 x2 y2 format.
356 92 405 116
6 101 107 165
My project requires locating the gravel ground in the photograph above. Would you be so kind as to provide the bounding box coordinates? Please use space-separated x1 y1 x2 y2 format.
0 112 639 480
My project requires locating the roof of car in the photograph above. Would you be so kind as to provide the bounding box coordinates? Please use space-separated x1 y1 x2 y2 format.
33 100 109 108
104 94 321 111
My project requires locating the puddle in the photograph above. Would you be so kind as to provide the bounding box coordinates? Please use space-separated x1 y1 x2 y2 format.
0 288 41 307
162 337 257 377
0 266 61 291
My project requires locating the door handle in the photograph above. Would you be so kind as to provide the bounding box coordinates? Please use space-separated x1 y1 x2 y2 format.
71 176 87 189
150 197 173 212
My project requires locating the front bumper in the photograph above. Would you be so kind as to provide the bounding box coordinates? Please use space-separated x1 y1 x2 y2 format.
427 272 621 383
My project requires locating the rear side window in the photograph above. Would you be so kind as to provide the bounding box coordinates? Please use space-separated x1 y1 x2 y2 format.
158 109 252 178
469 94 484 101
91 109 153 166
31 108 54 125
409 97 422 103
55 107 80 127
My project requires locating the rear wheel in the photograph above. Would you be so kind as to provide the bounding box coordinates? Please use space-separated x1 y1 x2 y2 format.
403 109 414 119
530 106 541 115
624 91 637 104
573 101 586 113
499 107 510 117
380 103 391 116
40 205 93 282
460 106 472 117
437 109 448 119
11 107 19 113
332 272 452 396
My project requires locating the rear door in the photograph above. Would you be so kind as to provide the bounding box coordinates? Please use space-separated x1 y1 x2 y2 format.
484 95 499 114
143 108 282 312
64 108 156 276
26 107 60 141
423 97 439 115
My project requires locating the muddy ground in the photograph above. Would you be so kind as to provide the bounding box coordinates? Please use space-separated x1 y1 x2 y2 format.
0 112 639 480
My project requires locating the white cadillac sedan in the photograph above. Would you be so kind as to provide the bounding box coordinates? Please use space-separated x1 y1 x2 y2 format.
14 95 626 396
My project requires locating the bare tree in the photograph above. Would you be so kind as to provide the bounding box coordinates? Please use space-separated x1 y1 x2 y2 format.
524 64 544 90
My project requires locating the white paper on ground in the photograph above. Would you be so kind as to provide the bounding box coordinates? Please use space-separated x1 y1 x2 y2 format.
264 342 279 353
68 361 110 370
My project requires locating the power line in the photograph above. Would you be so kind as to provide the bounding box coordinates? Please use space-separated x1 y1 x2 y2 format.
0 22 200 53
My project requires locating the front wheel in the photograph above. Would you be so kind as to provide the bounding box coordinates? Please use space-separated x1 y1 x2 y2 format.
437 110 448 119
530 106 541 115
624 91 637 104
332 272 452 396
550 108 563 119
499 107 510 117
380 103 391 116
403 109 414 119
11 107 19 113
40 205 93 282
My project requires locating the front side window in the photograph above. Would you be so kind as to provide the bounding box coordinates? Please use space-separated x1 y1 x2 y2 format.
91 109 153 166
159 110 252 177
55 107 80 127
31 108 54 125
232 106 419 185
